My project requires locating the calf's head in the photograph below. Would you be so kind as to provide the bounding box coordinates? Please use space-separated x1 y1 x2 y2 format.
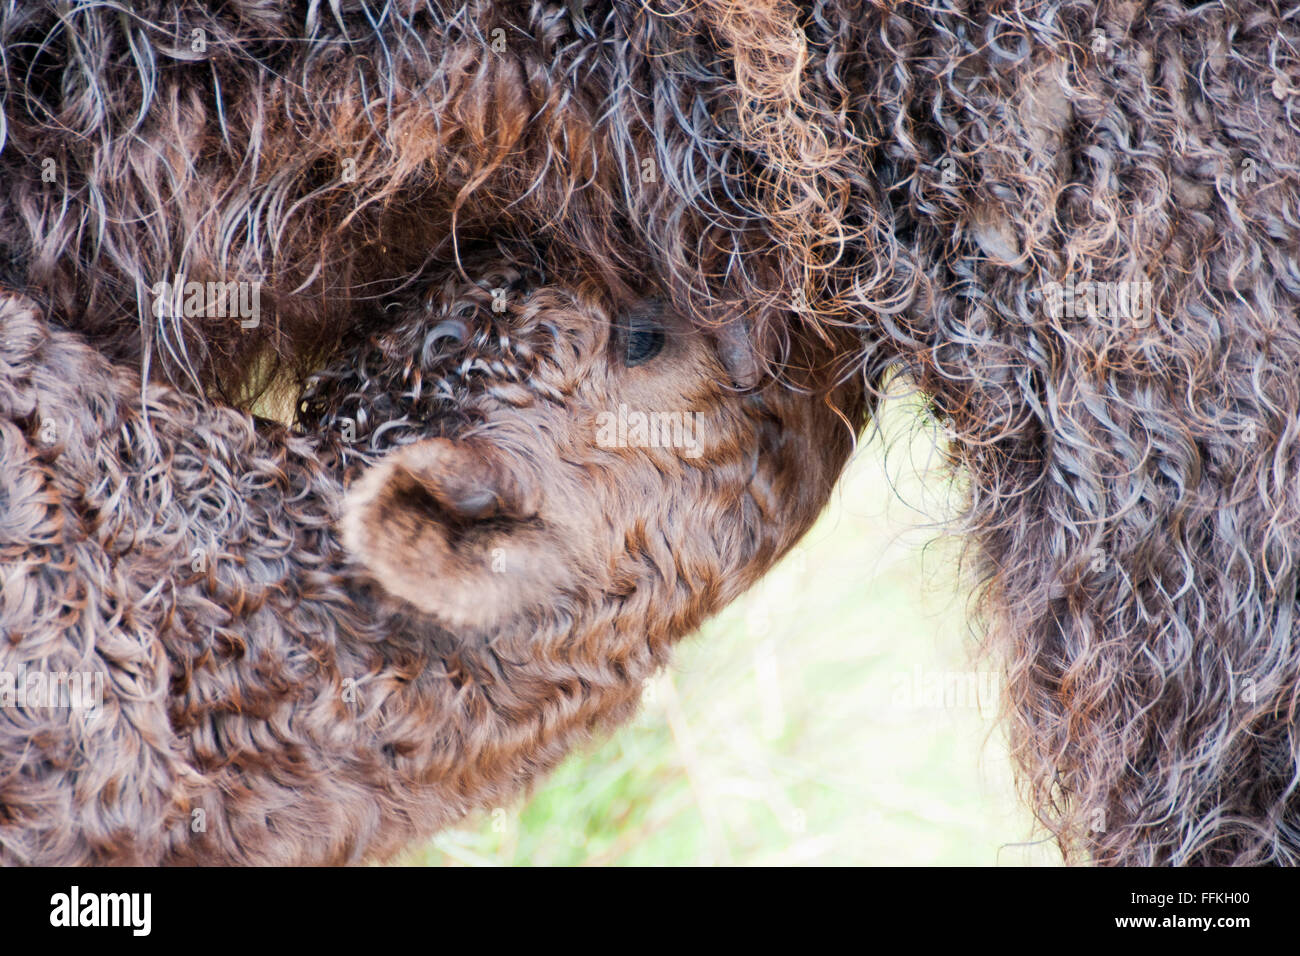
299 260 865 642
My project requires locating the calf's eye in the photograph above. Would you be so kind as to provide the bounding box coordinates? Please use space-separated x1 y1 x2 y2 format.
625 319 665 367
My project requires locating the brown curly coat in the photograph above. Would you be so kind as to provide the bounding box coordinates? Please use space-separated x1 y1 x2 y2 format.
0 257 861 864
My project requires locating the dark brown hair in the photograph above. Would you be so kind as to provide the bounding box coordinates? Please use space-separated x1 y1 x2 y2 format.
0 259 862 863
6 0 1300 865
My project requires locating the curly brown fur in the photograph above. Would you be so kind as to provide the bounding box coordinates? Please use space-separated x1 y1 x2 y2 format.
810 1 1300 864
0 259 862 864
0 0 859 398
8 0 1300 867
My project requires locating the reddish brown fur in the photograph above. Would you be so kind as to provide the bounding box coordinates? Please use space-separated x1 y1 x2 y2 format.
8 0 1300 866
0 0 850 400
0 258 862 864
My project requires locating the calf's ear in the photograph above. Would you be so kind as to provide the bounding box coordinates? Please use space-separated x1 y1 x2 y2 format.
359 438 538 524
339 438 543 629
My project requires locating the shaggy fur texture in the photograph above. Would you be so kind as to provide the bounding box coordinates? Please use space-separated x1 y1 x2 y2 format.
822 0 1300 866
0 264 862 864
5 0 1300 866
0 0 854 398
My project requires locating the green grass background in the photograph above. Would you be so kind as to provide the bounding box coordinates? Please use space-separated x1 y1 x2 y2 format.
395 390 1056 866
